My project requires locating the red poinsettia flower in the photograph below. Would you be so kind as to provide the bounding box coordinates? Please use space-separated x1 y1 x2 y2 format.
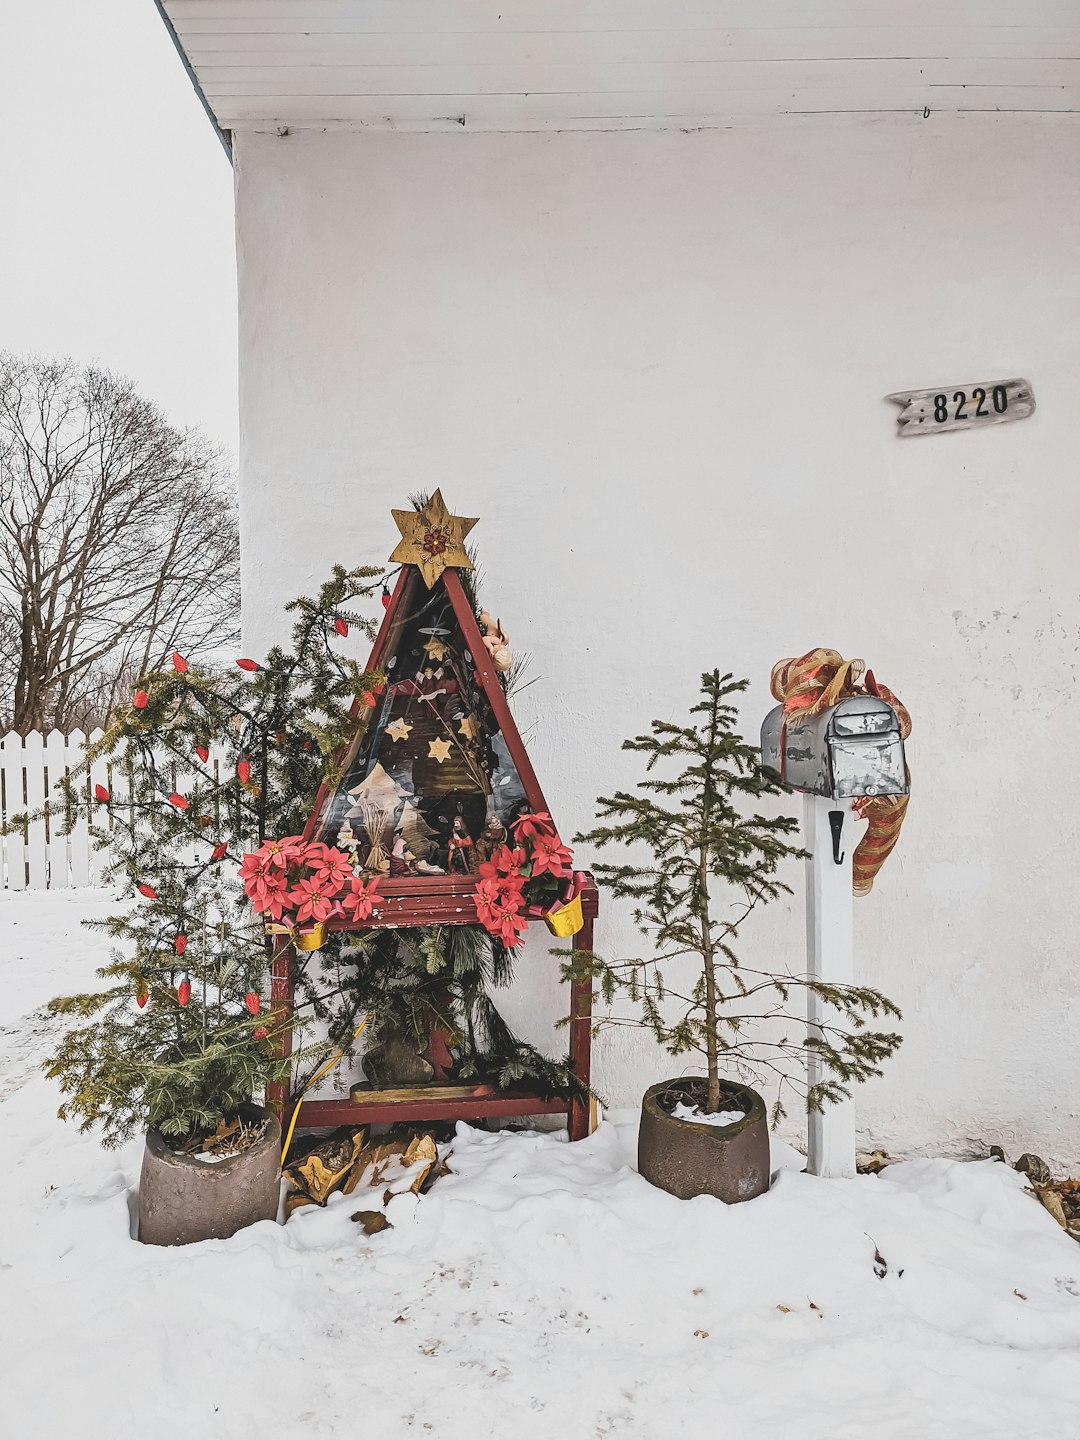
261 835 306 870
239 852 291 914
339 876 381 923
289 878 340 926
478 845 526 882
530 834 573 880
308 845 353 896
511 811 558 843
473 874 528 948
257 885 294 924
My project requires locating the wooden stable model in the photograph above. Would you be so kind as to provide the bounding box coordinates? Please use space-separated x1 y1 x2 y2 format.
268 494 598 1140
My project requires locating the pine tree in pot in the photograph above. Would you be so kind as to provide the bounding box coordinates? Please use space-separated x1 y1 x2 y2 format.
563 671 902 1203
39 565 386 1245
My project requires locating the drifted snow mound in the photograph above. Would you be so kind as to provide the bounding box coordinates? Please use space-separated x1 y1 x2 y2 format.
6 1115 1080 1439
3 893 1080 1439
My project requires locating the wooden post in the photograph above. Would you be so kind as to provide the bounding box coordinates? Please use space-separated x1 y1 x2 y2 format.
266 937 295 1122
568 916 594 1141
804 794 856 1178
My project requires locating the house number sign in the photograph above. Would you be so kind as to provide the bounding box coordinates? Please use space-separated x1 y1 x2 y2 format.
886 378 1035 436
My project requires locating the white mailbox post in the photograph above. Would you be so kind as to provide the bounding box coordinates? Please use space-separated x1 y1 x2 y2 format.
761 698 908 1178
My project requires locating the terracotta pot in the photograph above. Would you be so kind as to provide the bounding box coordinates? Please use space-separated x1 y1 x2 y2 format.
137 1104 282 1246
637 1078 770 1204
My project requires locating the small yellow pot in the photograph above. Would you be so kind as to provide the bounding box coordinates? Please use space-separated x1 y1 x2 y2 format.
294 922 328 952
543 894 584 938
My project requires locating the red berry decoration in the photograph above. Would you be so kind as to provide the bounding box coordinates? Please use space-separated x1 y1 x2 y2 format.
334 617 349 637
177 977 191 1007
196 745 209 764
137 883 158 899
172 652 189 674
136 986 149 1009
236 658 259 672
168 792 189 810
133 690 148 710
175 934 188 956
93 784 110 803
237 761 252 783
245 991 261 1017
211 842 228 862
253 1027 269 1041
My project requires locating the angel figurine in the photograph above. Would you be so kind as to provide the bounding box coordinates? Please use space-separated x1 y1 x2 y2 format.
478 610 513 674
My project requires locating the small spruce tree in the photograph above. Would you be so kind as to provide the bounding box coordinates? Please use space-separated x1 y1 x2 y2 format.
564 671 902 1121
40 564 386 1146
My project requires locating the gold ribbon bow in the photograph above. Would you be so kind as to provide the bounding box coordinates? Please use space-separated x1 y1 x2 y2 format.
770 648 911 896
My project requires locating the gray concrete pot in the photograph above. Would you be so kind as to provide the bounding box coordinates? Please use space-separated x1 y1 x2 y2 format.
638 1079 770 1204
137 1104 282 1246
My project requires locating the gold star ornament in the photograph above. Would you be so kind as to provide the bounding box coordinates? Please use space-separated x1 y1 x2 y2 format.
385 718 413 743
428 737 453 764
389 490 478 589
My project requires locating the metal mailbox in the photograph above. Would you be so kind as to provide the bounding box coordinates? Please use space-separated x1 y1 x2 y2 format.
760 696 908 800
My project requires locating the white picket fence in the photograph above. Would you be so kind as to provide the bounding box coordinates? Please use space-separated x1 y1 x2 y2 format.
0 729 110 889
1 729 243 890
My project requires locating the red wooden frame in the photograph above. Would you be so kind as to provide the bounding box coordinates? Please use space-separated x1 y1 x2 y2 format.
269 562 597 1141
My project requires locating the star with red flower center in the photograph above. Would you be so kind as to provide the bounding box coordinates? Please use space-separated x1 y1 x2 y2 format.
389 490 478 588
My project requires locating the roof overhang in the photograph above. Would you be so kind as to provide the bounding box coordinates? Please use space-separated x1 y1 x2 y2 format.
157 0 1080 150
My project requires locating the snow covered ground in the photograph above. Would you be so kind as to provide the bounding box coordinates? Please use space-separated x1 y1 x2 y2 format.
4 889 1080 1440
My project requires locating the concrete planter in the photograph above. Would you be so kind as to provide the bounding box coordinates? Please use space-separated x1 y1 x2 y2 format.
137 1104 282 1246
637 1079 770 1204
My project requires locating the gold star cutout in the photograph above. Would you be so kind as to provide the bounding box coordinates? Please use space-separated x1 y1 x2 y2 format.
423 636 449 662
389 489 478 589
457 715 480 741
386 718 413 743
428 737 453 764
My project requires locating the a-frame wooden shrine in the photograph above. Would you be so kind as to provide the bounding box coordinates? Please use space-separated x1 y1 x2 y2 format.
268 494 598 1141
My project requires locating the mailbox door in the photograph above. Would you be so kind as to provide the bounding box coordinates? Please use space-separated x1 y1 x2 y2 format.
829 736 907 798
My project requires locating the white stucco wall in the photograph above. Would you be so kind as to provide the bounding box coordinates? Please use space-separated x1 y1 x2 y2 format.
234 114 1080 1168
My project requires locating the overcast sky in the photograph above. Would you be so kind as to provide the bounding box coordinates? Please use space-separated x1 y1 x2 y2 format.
0 0 238 458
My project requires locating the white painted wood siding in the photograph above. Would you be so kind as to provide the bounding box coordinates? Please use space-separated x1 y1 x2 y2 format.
161 0 1080 132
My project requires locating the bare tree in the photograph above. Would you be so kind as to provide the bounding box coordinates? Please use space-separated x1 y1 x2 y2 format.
0 355 239 733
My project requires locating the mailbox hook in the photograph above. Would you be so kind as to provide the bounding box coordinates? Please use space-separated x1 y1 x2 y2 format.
828 809 845 865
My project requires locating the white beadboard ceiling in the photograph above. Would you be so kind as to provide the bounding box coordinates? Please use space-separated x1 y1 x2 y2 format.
159 0 1080 135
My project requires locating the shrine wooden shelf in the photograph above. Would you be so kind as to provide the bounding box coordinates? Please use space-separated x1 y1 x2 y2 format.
269 529 599 1143
288 1084 574 1131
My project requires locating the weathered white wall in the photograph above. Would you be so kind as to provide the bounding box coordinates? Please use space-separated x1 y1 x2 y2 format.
235 114 1080 1168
